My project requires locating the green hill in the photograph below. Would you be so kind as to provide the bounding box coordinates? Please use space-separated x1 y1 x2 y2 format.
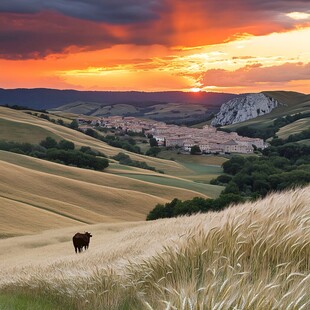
224 91 310 137
0 150 216 236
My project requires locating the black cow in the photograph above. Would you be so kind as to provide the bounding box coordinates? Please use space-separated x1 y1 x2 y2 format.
72 232 92 253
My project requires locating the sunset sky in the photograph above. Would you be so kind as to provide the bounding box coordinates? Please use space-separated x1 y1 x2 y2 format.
0 0 309 93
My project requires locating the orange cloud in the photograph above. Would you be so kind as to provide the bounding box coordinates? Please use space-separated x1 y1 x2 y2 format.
0 1 309 92
201 62 310 87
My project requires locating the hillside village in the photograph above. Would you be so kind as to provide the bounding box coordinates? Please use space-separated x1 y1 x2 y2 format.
78 116 267 154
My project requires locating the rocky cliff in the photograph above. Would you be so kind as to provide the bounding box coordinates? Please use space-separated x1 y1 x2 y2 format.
211 93 280 126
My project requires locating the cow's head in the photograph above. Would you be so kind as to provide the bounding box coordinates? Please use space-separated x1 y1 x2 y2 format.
85 232 92 238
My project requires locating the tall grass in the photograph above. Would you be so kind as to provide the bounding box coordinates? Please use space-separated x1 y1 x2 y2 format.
1 186 309 309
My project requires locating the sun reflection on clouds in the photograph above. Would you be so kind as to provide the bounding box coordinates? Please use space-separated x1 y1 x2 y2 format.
1 21 309 93
287 12 310 20
56 26 310 93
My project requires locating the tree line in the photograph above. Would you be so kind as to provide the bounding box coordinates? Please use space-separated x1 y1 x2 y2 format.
0 137 109 171
84 128 142 154
112 152 164 173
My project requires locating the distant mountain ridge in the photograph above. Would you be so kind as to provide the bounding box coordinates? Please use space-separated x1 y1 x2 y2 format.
0 88 236 110
1 88 308 126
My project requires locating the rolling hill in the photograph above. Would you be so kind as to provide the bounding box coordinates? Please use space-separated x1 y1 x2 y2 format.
0 88 236 123
51 101 213 124
0 106 226 181
0 151 214 236
277 117 310 139
0 88 236 110
1 91 309 309
0 186 309 309
0 107 225 236
0 107 225 188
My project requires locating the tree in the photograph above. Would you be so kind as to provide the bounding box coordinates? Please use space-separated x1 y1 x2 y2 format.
58 139 75 150
212 174 232 185
85 128 99 138
212 194 245 211
69 119 79 129
146 146 161 157
190 145 201 155
222 181 240 195
222 155 245 175
40 137 58 149
146 203 165 220
57 119 65 126
112 152 131 162
149 137 158 147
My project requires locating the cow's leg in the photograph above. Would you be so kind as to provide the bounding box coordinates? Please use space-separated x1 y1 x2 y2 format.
75 246 78 253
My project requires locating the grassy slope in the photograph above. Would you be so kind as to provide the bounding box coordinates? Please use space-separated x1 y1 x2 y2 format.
0 106 223 190
0 107 223 235
112 173 223 197
0 293 65 310
51 101 103 115
0 151 214 235
157 150 227 183
144 102 208 119
277 117 310 139
52 101 208 119
0 118 60 143
0 186 309 309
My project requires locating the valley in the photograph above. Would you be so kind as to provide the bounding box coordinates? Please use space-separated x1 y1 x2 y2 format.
0 90 309 309
0 107 226 236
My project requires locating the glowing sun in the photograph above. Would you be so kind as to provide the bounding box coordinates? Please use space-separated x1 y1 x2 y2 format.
190 87 202 92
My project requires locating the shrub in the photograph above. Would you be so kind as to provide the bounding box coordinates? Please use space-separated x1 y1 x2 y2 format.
190 145 201 155
39 137 58 149
58 140 75 150
0 139 109 171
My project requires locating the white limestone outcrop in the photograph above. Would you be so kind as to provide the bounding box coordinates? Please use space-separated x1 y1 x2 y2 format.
211 93 280 126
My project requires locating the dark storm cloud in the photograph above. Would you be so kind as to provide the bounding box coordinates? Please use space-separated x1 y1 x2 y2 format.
0 0 309 24
243 0 310 12
0 12 121 59
0 0 164 23
190 0 310 12
0 0 309 60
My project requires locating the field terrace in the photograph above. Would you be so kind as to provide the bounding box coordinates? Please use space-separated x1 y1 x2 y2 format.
88 116 266 154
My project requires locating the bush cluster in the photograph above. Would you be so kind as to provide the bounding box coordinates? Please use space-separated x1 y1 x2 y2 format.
112 152 163 173
145 146 161 157
147 194 244 220
85 128 141 154
0 137 109 171
211 131 310 198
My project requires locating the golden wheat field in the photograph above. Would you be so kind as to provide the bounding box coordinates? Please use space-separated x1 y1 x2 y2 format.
0 186 309 309
0 150 209 236
0 107 224 198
